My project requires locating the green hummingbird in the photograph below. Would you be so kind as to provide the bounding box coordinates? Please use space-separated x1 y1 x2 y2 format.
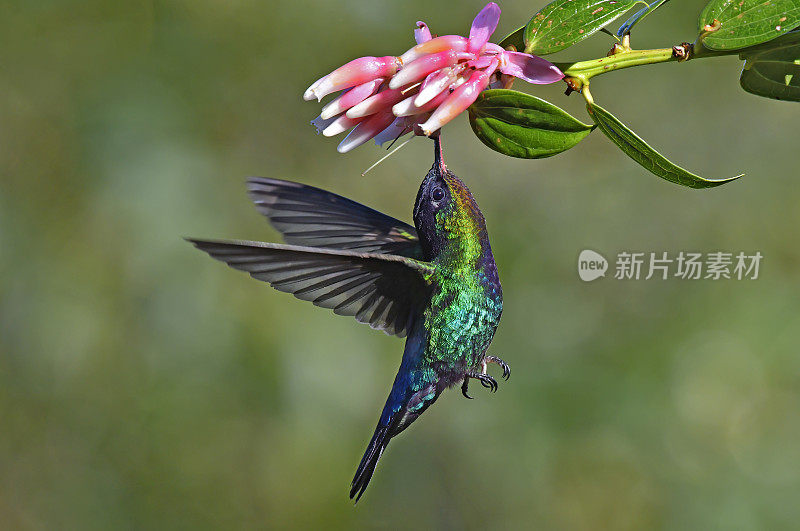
188 138 507 501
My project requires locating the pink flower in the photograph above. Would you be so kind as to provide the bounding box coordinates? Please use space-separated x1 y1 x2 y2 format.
304 2 563 153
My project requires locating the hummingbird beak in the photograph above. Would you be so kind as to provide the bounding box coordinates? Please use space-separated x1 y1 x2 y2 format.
413 134 446 221
433 134 446 175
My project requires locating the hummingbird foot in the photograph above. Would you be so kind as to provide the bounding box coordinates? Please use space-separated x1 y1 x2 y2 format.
461 378 474 399
465 371 498 393
484 355 511 381
462 355 510 398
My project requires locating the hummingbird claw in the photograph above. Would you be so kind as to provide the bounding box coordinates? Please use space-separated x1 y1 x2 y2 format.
484 355 511 381
461 378 473 399
467 371 498 393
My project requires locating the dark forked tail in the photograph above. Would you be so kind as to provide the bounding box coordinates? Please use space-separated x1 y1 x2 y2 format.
350 323 437 502
350 413 402 502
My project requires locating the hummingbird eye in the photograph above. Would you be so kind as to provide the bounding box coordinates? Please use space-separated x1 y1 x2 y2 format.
431 187 445 202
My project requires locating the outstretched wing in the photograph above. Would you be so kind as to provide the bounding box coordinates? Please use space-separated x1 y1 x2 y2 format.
247 178 423 259
188 238 433 337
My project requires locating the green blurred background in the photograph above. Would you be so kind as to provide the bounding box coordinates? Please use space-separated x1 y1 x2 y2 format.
2 0 799 529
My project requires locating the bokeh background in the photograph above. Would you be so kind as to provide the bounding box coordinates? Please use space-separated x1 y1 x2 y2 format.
2 1 799 529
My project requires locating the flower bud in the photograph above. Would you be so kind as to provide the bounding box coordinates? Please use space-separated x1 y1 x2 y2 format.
320 80 383 119
337 111 396 153
323 114 363 137
393 88 449 116
399 35 469 65
414 66 462 106
303 74 329 101
346 87 407 119
305 56 400 101
389 50 474 90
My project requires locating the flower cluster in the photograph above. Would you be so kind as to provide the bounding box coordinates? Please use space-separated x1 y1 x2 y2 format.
304 2 564 153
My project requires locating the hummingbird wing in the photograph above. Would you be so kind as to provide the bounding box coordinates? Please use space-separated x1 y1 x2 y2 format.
247 178 423 259
188 238 433 337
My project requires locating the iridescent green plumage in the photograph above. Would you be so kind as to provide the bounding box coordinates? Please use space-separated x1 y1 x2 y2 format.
424 161 503 374
188 138 505 502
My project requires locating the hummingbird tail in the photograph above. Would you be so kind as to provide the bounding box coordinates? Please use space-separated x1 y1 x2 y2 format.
350 414 402 502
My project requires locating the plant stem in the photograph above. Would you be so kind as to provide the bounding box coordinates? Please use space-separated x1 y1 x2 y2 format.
555 34 780 88
555 48 676 86
539 30 800 90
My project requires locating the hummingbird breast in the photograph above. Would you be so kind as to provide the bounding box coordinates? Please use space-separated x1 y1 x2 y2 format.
422 263 503 386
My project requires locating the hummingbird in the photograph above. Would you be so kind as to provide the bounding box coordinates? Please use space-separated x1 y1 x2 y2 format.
188 138 507 501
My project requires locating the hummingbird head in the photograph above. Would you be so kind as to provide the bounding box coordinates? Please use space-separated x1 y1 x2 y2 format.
413 136 489 262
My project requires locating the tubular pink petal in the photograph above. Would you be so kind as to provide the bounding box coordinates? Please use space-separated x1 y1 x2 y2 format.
320 91 351 120
389 50 473 90
346 87 408 119
392 96 419 117
409 112 433 136
393 87 449 116
414 21 432 44
468 2 501 54
320 80 383 120
414 67 459 106
399 35 469 64
304 74 328 101
499 51 564 84
419 64 494 136
337 111 396 153
323 114 363 137
410 112 433 137
449 74 469 91
483 42 505 54
313 56 400 101
468 56 494 70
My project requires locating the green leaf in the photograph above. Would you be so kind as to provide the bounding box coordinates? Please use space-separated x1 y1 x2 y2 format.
468 89 595 159
498 26 526 51
740 43 800 100
699 0 800 51
586 102 742 188
524 0 638 55
617 0 671 37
